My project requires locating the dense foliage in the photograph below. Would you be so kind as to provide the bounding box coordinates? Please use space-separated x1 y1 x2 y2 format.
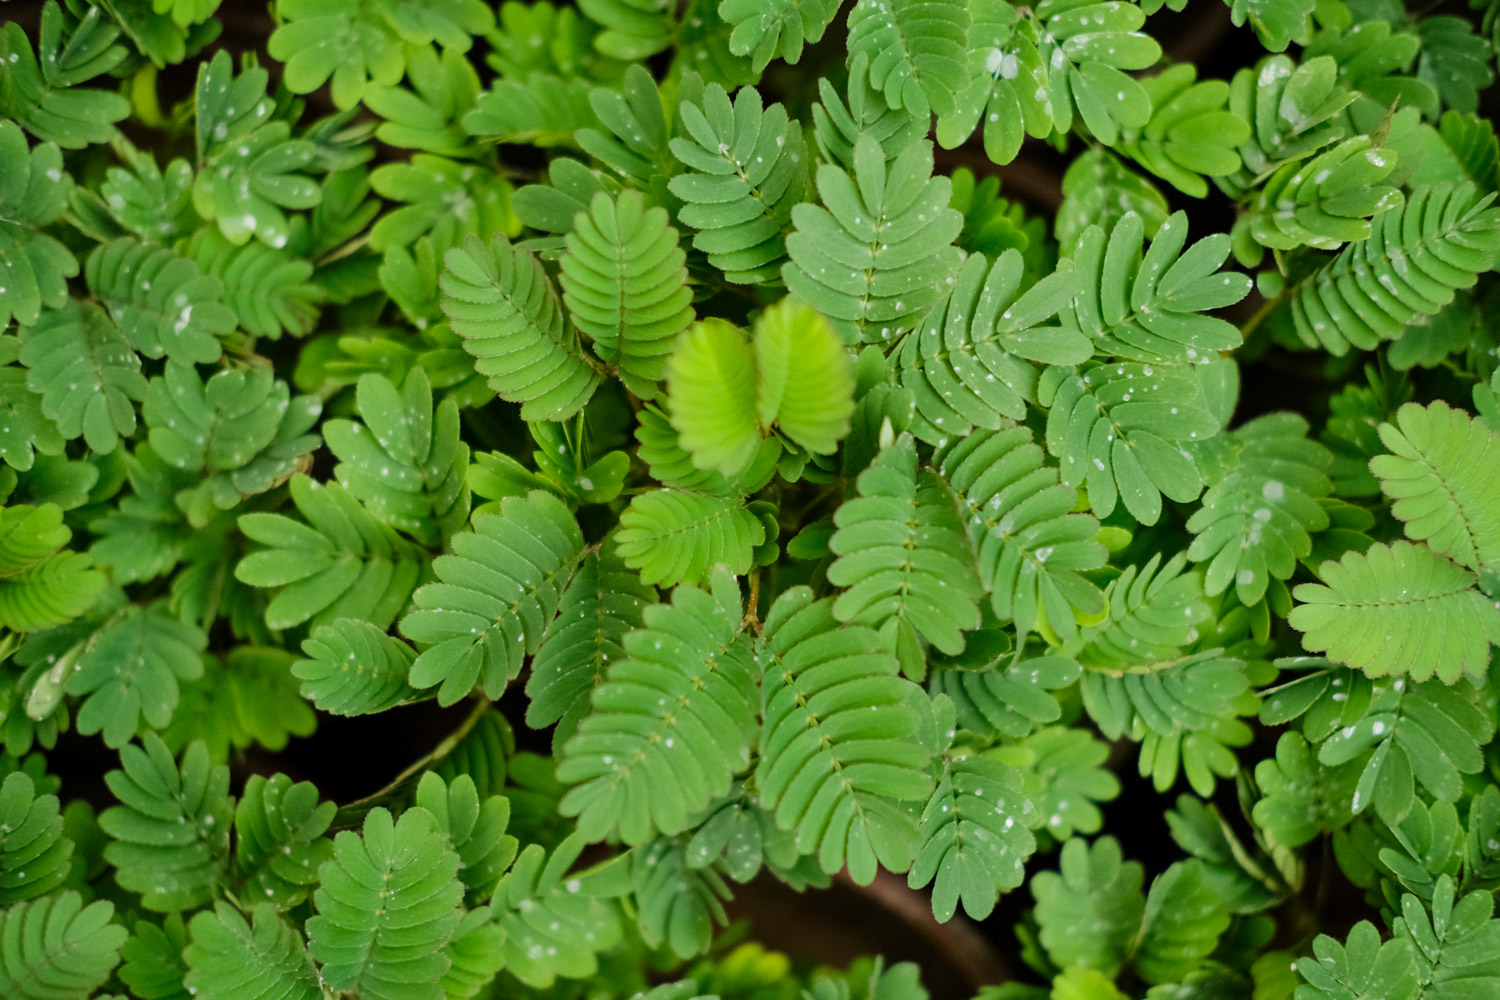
2 0 1500 998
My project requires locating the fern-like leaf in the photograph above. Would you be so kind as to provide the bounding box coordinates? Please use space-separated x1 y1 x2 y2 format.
898 249 1087 442
719 0 842 70
1370 400 1500 572
667 84 808 284
20 299 147 455
324 369 470 547
441 233 603 421
909 753 1037 922
415 772 518 906
85 238 235 365
232 773 334 912
632 837 731 958
0 770 72 904
756 587 934 883
492 837 623 987
527 545 655 742
236 476 422 631
1031 836 1146 979
0 891 127 1000
400 490 585 705
616 489 766 588
559 190 694 398
144 361 323 527
1287 183 1500 355
844 0 970 117
1040 361 1218 524
558 565 755 844
936 425 1107 643
183 903 320 1000
1289 540 1500 683
99 735 231 912
65 603 206 749
1070 212 1249 364
307 806 464 1000
0 121 77 329
828 434 982 676
180 229 322 340
783 134 963 346
1186 413 1333 605
293 618 421 716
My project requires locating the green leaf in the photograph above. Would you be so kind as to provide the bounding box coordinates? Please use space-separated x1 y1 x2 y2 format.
325 369 470 547
665 318 760 476
1031 837 1146 979
719 0 842 71
492 838 622 987
441 233 602 421
932 655 1082 741
752 298 856 455
364 45 480 156
1227 0 1315 51
0 121 77 330
0 7 130 148
1251 731 1361 849
0 770 73 903
293 618 420 716
266 0 406 110
308 806 464 1000
527 545 655 743
191 53 319 249
66 603 206 748
845 0 970 118
909 754 1037 922
183 903 320 1000
936 3 1048 166
755 587 934 884
118 915 190 1000
86 238 235 365
936 424 1107 643
1296 921 1418 1000
1057 149 1170 250
615 489 766 588
0 503 105 633
558 566 755 844
1289 541 1500 683
1033 0 1161 145
1006 726 1120 839
667 83 808 284
371 155 516 254
1371 400 1500 573
1134 860 1230 984
783 134 963 346
898 250 1086 442
180 228 323 340
1041 361 1217 525
401 490 584 704
232 773 334 912
1070 212 1249 364
20 299 148 455
236 475 422 631
0 891 127 1000
143 361 322 526
632 837 730 958
415 772 518 905
828 434 982 674
1186 413 1333 605
1287 183 1500 355
1118 64 1250 197
100 735 231 912
559 189 694 398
